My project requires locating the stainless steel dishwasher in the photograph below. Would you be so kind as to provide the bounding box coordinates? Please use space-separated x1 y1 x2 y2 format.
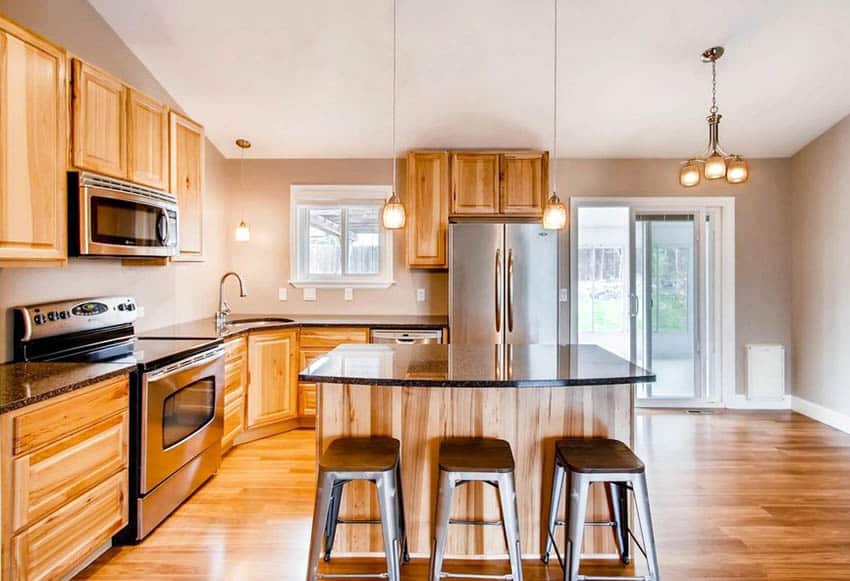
370 329 443 344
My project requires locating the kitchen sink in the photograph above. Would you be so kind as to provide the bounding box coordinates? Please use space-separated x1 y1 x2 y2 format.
223 317 294 330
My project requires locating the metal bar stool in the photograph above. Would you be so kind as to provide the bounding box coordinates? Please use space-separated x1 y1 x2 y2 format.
307 436 409 581
542 438 659 581
430 438 523 581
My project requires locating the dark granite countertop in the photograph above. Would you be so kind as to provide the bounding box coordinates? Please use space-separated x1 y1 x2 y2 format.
298 343 655 387
0 361 136 414
141 314 449 340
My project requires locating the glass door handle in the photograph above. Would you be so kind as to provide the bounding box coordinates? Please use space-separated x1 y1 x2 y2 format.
630 294 639 317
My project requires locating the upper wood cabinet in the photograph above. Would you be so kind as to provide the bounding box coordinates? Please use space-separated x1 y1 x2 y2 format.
169 112 205 260
246 329 299 429
128 88 169 189
451 152 500 215
0 17 68 266
500 151 548 216
407 151 450 268
72 59 127 178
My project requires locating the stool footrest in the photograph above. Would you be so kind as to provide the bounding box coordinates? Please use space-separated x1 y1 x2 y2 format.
554 520 616 527
576 576 651 581
315 574 389 579
335 518 382 525
440 573 513 580
449 518 503 527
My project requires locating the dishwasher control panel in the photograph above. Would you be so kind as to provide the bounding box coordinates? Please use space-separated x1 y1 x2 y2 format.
370 329 443 344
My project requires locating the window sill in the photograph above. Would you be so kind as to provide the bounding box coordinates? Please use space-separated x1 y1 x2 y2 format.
289 280 396 289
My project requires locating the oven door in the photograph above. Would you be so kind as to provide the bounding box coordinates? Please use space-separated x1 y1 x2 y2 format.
80 185 178 257
141 347 224 494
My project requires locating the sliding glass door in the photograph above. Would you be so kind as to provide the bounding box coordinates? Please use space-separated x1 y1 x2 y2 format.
573 203 721 406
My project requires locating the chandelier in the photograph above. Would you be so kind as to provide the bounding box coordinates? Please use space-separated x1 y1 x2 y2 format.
679 46 749 187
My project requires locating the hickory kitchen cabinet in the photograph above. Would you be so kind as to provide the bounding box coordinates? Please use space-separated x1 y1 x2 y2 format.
245 329 300 430
450 152 501 215
0 16 68 266
222 336 248 453
127 88 169 189
406 151 450 268
169 112 205 261
450 150 548 217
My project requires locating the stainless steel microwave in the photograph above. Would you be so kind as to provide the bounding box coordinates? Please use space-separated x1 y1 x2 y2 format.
70 172 178 258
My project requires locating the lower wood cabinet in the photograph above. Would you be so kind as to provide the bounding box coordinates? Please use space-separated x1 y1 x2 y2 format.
222 336 247 452
246 329 299 429
298 327 369 420
1 376 130 580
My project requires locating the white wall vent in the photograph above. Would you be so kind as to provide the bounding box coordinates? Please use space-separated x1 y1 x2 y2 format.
745 344 785 400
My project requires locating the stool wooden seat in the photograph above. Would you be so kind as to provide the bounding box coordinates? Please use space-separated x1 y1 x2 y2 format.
555 438 644 474
320 436 400 472
438 438 516 473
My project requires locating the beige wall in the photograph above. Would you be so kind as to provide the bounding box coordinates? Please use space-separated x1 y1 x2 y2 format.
0 0 231 361
227 159 448 316
790 113 850 416
557 158 793 394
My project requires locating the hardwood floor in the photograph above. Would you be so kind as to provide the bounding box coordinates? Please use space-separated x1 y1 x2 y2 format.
77 410 850 580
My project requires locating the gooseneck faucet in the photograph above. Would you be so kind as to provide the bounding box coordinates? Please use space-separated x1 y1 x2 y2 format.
216 272 248 327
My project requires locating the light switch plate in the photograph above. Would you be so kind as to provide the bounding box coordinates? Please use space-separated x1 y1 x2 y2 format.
137 306 145 318
303 287 317 301
416 288 426 302
278 288 288 301
559 288 569 303
344 287 353 301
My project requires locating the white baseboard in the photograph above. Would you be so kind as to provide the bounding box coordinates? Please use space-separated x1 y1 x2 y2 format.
791 396 850 434
726 394 791 410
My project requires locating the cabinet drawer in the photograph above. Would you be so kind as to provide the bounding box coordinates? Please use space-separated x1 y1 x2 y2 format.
224 385 244 408
11 470 128 581
299 347 328 371
225 358 245 396
298 384 317 417
300 327 369 349
12 376 129 456
12 411 128 532
224 336 247 362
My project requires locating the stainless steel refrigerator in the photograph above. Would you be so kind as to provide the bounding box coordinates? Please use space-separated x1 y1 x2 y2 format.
449 222 558 344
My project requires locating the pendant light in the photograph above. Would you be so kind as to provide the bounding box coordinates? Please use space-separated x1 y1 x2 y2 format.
679 47 750 187
235 139 251 241
381 0 406 230
542 0 567 230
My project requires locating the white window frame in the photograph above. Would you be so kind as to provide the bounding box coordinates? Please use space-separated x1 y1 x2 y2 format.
289 185 394 288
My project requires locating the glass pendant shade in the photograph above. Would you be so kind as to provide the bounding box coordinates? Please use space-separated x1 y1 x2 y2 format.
726 157 749 184
679 161 702 187
704 155 727 180
235 220 250 242
381 196 406 230
542 194 567 230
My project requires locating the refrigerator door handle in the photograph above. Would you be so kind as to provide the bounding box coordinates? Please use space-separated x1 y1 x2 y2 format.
507 248 514 333
495 248 502 333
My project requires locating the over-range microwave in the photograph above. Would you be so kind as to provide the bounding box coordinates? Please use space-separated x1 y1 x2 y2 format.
69 172 179 258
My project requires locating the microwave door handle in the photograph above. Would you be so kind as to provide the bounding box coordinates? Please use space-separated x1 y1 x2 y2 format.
156 209 169 244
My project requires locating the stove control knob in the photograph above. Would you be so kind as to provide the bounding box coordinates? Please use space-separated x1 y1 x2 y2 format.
47 312 56 322
33 314 44 325
118 304 126 311
59 311 68 320
128 303 136 311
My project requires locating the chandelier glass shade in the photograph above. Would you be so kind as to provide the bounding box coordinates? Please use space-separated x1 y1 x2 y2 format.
679 47 749 188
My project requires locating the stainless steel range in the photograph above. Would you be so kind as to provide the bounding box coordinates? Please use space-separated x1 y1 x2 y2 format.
13 296 224 542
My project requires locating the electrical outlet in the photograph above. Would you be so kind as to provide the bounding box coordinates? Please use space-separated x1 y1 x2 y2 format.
278 288 288 301
303 287 317 301
559 288 569 303
344 287 353 301
416 288 426 302
137 306 145 317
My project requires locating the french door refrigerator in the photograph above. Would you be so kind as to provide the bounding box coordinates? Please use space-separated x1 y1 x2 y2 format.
449 222 558 344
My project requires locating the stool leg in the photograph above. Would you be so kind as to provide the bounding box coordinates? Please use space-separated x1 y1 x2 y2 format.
564 472 589 581
395 463 410 562
497 473 524 581
377 471 402 581
430 470 454 581
607 481 630 564
324 480 345 562
632 473 660 581
543 461 566 564
306 471 334 581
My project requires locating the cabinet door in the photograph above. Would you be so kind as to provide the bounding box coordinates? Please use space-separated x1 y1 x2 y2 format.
169 112 204 260
246 330 298 428
407 151 449 268
0 22 67 265
222 337 246 451
127 89 168 189
500 151 548 216
451 152 499 215
71 59 126 178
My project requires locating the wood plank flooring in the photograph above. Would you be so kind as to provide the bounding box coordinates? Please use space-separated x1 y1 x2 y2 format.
77 410 850 580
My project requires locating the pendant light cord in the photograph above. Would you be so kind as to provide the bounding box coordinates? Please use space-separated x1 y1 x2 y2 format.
552 0 558 196
391 0 397 198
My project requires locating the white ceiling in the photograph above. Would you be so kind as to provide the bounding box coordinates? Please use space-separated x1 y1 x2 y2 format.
91 0 850 159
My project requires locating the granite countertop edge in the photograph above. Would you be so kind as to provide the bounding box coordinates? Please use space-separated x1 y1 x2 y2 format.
0 362 136 415
297 374 656 388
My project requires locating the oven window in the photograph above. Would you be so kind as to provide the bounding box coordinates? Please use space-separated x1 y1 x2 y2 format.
91 195 162 247
162 377 215 449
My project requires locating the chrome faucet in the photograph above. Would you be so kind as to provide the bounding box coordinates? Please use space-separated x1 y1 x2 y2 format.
216 272 247 327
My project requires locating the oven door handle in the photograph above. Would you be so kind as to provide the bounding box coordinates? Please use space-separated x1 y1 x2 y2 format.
144 346 225 383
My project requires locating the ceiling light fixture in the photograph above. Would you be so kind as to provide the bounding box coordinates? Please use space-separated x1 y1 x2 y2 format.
381 0 405 230
679 46 750 187
542 0 567 230
235 139 251 242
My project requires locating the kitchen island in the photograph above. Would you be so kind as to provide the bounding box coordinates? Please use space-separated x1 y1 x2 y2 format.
299 343 655 559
